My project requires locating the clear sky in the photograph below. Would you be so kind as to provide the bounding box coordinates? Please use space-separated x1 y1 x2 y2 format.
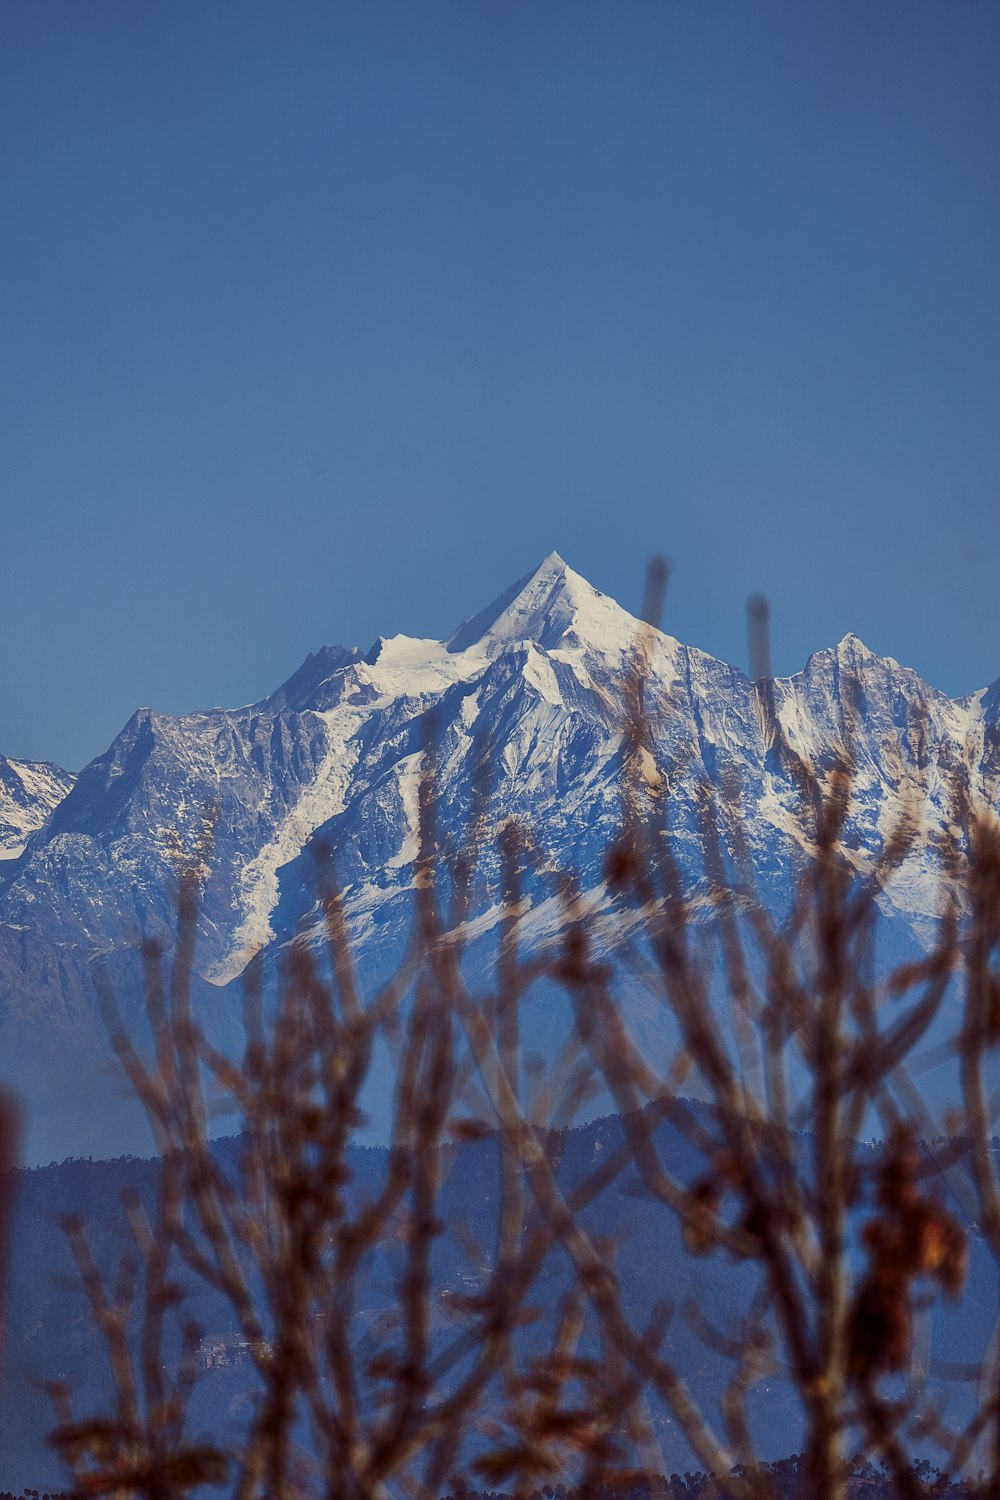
2 0 999 771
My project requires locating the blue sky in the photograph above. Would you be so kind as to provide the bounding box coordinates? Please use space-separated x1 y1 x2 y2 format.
2 0 999 770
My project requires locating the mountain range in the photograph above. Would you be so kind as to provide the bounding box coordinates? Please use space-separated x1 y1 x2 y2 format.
2 552 998 1163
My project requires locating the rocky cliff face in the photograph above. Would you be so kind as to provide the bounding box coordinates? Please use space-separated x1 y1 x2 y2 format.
1 554 996 1161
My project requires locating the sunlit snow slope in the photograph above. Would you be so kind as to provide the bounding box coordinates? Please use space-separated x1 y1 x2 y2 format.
0 756 75 859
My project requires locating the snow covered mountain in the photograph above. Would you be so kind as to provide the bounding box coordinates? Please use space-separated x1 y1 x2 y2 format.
0 756 75 860
1 553 997 1162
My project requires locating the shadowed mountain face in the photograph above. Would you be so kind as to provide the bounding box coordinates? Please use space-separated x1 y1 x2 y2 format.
1 554 997 1162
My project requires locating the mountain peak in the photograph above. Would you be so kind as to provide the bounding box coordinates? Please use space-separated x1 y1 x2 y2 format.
447 552 635 657
798 633 881 677
535 548 569 578
793 634 939 702
257 644 362 713
835 632 875 659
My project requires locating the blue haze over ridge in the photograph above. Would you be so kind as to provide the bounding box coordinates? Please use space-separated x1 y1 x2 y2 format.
1 1110 997 1486
0 554 998 1164
2 0 1000 770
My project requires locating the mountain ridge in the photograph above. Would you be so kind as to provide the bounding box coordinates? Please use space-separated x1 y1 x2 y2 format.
1 553 997 1162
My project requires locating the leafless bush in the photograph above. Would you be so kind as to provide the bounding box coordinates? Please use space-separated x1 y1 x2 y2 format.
48 768 651 1500
536 578 979 1500
40 565 1000 1500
